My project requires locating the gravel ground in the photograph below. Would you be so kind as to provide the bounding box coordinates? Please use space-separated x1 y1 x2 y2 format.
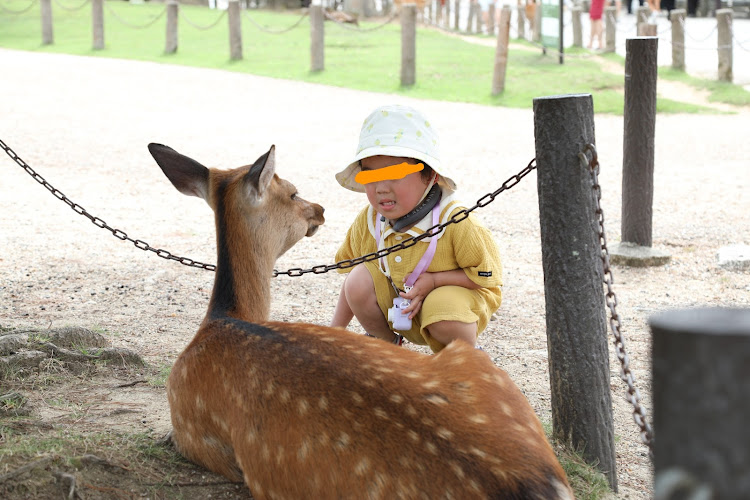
1 47 749 498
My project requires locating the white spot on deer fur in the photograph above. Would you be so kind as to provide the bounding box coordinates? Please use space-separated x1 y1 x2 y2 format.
422 380 439 389
317 432 330 446
437 427 454 440
470 414 489 424
405 372 420 379
246 429 258 444
195 395 205 410
318 396 328 411
275 445 285 465
468 479 482 493
297 437 312 461
375 366 394 374
500 402 513 417
298 399 310 415
334 432 351 450
181 365 188 380
261 443 271 462
389 394 404 404
493 373 507 388
264 381 276 396
250 480 263 496
354 457 371 476
374 407 388 420
449 461 465 479
424 394 448 405
470 446 487 459
351 392 364 405
320 337 336 343
406 405 417 416
424 440 438 455
492 467 509 481
280 389 291 403
421 417 434 427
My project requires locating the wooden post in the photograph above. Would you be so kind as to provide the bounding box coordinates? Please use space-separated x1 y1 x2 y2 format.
636 5 649 26
92 0 104 50
651 308 750 499
310 4 324 72
228 0 242 61
454 0 460 30
622 37 658 247
516 4 525 39
491 5 510 95
717 9 733 82
476 3 483 33
487 3 495 34
532 3 541 42
468 2 477 33
533 93 618 492
571 5 582 47
165 0 179 54
671 8 685 71
444 0 450 28
638 22 657 36
401 4 416 86
40 0 53 45
604 6 616 52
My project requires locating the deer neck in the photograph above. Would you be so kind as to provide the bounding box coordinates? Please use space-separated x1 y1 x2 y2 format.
206 195 274 323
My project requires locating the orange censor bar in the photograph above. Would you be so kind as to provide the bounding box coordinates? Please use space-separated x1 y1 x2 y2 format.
355 162 424 185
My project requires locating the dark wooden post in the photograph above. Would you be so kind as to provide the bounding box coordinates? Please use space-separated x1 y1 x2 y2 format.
310 4 324 72
533 93 618 492
454 0 460 30
165 0 179 54
487 3 495 34
671 8 686 70
651 308 750 499
228 0 242 61
401 4 416 86
92 0 104 50
717 9 733 82
491 5 510 95
622 37 657 247
40 0 53 45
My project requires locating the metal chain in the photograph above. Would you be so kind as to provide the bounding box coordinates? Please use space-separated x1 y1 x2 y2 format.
581 143 655 454
2 138 535 278
0 139 217 272
242 10 308 34
271 157 537 277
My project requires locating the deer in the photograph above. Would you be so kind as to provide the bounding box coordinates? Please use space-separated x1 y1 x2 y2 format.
148 143 575 499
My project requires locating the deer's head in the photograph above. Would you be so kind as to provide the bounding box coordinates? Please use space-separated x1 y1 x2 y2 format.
148 143 325 260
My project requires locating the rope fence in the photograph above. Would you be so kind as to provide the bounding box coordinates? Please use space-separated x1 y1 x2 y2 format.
1 0 747 85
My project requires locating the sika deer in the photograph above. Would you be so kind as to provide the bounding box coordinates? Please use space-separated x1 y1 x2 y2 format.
149 143 574 499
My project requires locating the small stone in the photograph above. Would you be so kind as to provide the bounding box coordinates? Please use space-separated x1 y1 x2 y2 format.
717 244 750 271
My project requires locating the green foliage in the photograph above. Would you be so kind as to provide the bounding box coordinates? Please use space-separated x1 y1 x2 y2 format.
1 5 746 113
659 67 750 106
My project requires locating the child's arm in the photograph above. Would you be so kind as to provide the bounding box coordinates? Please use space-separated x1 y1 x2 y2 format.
400 270 481 319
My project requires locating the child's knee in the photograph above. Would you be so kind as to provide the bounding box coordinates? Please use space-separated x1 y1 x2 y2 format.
344 265 376 303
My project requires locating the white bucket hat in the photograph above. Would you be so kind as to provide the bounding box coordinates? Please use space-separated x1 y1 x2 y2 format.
335 104 458 194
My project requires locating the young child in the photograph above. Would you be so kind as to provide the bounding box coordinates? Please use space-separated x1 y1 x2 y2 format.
330 104 503 353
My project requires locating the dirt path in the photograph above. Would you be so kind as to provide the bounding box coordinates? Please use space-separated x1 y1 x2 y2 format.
1 47 748 498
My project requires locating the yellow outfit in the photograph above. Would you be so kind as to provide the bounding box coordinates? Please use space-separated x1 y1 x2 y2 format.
336 194 503 352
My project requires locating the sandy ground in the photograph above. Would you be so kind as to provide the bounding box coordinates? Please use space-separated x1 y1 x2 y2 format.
1 47 749 498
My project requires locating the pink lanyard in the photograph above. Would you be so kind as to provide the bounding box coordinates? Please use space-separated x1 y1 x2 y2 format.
375 203 440 289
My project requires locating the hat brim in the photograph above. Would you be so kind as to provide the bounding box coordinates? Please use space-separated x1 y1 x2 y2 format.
336 145 456 193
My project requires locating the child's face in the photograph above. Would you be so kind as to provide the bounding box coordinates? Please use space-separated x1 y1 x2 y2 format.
360 155 430 221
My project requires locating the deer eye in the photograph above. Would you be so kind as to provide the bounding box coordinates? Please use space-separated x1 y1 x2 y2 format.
291 192 298 200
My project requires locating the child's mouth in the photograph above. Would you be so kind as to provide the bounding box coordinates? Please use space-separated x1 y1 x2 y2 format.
380 200 396 210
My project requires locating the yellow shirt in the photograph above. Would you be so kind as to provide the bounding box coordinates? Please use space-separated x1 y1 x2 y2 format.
335 195 503 351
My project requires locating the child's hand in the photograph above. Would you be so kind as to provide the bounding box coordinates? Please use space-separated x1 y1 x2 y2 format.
400 273 436 320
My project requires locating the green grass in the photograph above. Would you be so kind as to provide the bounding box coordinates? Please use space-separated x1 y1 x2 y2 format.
4 2 747 113
660 66 750 106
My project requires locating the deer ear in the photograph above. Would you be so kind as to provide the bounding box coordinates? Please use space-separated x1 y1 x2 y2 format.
148 143 209 200
244 145 277 204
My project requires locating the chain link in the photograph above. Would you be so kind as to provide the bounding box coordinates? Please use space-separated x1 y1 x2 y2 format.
1 138 535 278
0 139 217 272
582 143 654 454
271 157 537 277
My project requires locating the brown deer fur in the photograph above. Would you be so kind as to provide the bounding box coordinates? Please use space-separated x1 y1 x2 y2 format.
149 143 574 499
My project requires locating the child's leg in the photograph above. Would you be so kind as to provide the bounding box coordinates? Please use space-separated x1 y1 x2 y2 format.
338 265 398 342
426 320 478 347
331 280 354 328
